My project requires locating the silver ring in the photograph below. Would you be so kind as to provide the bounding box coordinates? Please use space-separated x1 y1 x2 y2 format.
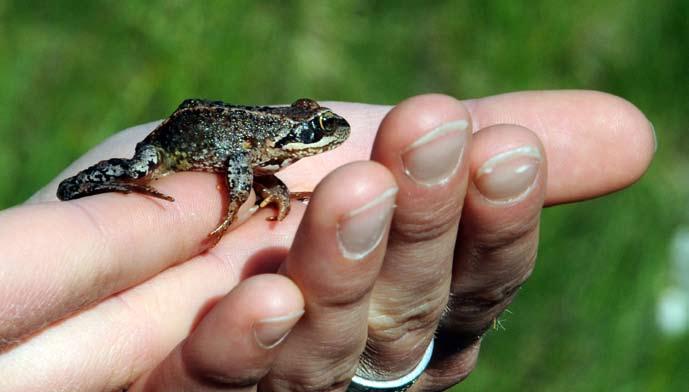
347 340 434 392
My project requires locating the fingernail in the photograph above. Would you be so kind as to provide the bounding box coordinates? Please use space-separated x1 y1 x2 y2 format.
402 120 468 186
650 121 658 152
337 187 397 260
475 145 542 203
253 309 304 349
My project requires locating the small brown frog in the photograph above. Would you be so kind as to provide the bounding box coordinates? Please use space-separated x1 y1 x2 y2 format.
57 98 350 238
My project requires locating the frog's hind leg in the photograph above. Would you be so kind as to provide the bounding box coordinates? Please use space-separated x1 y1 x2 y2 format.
208 151 252 239
57 144 173 201
66 181 175 201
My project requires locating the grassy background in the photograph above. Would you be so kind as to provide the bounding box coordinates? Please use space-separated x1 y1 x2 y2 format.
1 1 687 390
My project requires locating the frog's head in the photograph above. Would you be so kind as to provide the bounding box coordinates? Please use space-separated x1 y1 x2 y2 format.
273 98 350 158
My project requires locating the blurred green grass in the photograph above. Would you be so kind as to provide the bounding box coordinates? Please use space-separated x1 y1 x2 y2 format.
1 1 687 390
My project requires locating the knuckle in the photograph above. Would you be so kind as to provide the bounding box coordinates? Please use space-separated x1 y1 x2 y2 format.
450 220 540 334
448 282 521 325
362 300 444 376
447 280 524 332
203 374 265 389
269 368 355 392
185 364 267 390
181 344 268 389
468 215 540 258
420 341 481 391
310 285 373 310
392 201 462 243
368 296 446 342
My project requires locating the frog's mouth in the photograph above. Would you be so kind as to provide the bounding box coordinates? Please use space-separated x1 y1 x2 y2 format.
279 134 345 152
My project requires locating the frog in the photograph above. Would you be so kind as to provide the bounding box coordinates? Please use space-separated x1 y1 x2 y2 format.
56 98 350 239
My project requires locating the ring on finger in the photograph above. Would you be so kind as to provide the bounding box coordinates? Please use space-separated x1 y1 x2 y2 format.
348 339 434 392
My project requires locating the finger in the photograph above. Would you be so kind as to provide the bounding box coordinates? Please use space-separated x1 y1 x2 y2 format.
417 124 547 390
0 169 256 344
264 161 398 391
463 90 654 204
130 274 304 392
0 211 307 391
364 94 471 378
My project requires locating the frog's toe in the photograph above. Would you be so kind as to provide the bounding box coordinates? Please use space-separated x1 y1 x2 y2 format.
290 191 313 202
258 194 290 221
259 197 273 209
264 211 286 222
126 184 175 202
275 204 290 221
204 227 225 248
143 188 175 202
208 217 232 239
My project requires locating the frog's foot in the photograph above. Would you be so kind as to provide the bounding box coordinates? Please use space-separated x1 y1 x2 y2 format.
259 193 290 221
208 198 242 239
205 222 230 248
254 175 291 221
208 216 232 239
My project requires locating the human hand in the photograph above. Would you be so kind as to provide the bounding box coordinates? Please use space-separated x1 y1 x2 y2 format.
0 91 654 391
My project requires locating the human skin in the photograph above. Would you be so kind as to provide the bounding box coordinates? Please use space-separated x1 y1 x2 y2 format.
0 91 655 391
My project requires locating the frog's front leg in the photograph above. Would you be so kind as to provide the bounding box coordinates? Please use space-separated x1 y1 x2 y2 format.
209 151 252 238
253 175 291 221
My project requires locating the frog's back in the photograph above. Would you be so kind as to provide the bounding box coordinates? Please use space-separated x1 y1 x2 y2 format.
140 107 244 171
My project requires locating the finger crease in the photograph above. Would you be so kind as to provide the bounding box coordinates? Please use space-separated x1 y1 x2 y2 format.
67 201 109 244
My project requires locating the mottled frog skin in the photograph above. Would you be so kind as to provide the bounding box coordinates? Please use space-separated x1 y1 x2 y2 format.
57 98 350 238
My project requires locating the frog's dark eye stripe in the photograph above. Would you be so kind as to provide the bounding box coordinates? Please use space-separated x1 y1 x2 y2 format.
301 128 319 144
274 123 324 148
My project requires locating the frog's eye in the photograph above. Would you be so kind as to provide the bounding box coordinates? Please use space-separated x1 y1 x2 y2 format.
316 113 348 134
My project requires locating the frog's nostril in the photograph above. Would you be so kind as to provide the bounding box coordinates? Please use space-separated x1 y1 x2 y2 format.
57 182 68 200
337 119 350 134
